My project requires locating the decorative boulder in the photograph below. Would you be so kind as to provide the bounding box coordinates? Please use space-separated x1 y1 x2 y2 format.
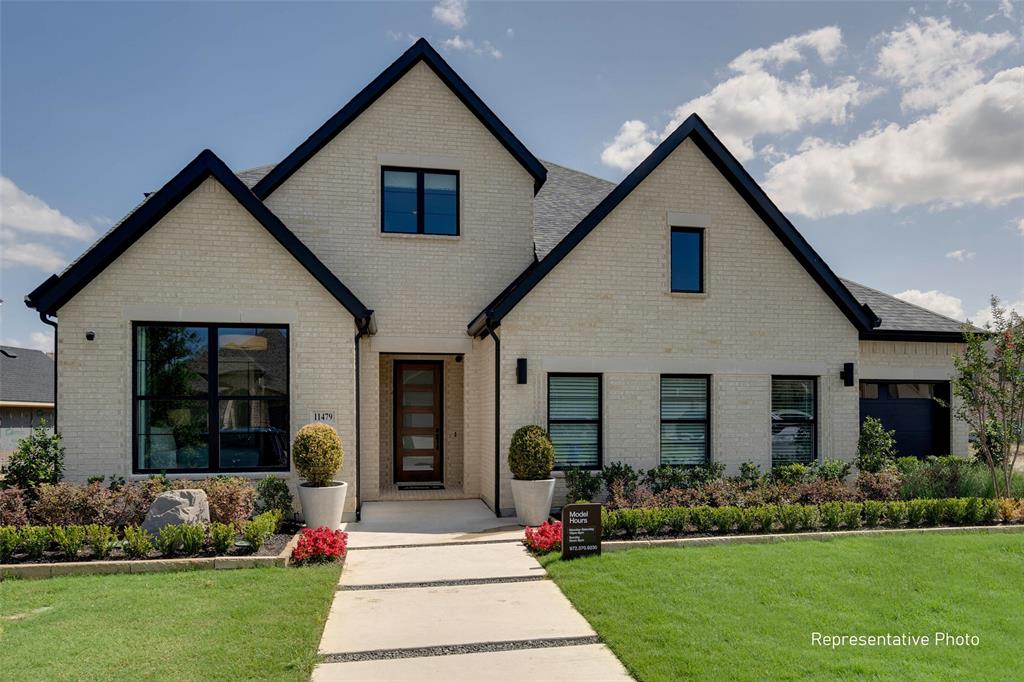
142 489 211 534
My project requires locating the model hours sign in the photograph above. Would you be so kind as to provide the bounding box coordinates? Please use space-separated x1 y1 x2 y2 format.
561 503 602 559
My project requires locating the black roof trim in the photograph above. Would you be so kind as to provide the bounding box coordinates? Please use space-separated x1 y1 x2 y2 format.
25 149 373 324
859 330 967 343
469 113 881 336
252 38 546 198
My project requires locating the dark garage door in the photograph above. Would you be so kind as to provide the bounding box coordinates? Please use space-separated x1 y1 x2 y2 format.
859 382 951 458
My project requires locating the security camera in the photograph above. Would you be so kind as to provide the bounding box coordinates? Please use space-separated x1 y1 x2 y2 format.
85 330 96 341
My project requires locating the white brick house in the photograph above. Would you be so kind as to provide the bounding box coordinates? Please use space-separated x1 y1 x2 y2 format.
26 40 969 518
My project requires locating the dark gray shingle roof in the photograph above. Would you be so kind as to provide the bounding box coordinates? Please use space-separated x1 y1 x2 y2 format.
0 346 54 403
840 278 966 334
533 160 616 259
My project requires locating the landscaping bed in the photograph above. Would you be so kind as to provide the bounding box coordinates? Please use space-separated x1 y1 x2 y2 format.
541 532 1024 681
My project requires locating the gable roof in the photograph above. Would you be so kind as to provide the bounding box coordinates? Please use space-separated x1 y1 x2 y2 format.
25 149 373 327
841 279 967 342
252 38 546 199
534 161 616 259
468 113 882 337
0 346 54 404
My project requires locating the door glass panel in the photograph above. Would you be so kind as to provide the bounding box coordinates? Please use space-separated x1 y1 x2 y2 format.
402 369 434 385
402 435 434 450
403 413 434 428
402 455 434 471
403 391 433 407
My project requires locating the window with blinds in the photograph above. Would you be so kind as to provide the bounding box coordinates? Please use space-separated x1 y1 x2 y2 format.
771 377 817 466
660 376 710 465
547 374 601 469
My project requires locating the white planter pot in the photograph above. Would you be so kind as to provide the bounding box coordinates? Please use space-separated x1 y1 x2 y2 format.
297 481 348 531
510 478 555 527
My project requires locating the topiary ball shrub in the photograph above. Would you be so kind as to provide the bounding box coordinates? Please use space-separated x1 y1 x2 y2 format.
293 423 344 488
508 425 555 481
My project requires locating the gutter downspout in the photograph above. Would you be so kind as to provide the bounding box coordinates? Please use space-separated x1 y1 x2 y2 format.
39 313 58 431
485 326 501 517
353 315 372 522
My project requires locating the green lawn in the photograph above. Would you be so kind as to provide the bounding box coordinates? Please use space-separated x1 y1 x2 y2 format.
0 565 342 681
542 532 1024 681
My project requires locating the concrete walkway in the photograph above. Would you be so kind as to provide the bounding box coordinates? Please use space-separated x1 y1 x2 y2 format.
312 500 632 681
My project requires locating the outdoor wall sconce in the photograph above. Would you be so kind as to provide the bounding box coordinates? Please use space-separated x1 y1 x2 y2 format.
85 330 96 341
516 358 528 384
840 362 855 387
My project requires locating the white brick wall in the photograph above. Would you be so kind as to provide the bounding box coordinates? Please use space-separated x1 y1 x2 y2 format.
56 178 359 511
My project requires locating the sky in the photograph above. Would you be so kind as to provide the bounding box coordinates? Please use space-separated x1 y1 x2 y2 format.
1 0 1022 352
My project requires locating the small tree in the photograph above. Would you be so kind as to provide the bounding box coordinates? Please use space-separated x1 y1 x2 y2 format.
508 425 555 480
856 416 897 472
1 419 64 495
948 298 1023 498
293 423 343 487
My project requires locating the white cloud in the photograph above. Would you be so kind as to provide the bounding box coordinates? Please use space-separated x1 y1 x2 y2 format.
1 331 54 353
432 0 467 30
0 240 66 271
1015 217 1024 237
944 249 976 261
763 67 1024 218
506 27 514 38
876 17 1013 111
386 30 417 45
0 176 95 240
986 0 1015 22
971 298 1024 326
601 27 873 168
441 35 502 59
894 289 965 319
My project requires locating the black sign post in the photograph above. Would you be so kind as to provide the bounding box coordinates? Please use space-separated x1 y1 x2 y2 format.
561 503 602 560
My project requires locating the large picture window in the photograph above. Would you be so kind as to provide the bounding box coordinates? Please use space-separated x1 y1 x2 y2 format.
771 376 817 466
547 374 601 470
381 167 459 235
660 375 710 465
134 323 289 473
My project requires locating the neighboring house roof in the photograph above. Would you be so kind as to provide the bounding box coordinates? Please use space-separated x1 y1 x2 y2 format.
468 113 882 337
841 279 968 342
251 38 547 198
24 150 374 330
0 346 54 404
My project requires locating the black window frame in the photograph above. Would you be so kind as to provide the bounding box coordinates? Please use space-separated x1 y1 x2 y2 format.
670 226 704 293
547 372 603 471
132 321 291 475
380 166 460 236
770 375 818 466
659 374 711 466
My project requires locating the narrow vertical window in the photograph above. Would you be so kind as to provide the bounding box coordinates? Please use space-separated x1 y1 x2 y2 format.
771 377 817 466
670 227 704 293
547 374 601 469
660 376 710 465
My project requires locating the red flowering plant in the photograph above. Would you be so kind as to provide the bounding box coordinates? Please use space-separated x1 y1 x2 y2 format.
291 526 348 565
523 520 562 554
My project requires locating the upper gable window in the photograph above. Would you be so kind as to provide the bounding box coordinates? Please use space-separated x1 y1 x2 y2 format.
382 167 459 235
670 227 704 293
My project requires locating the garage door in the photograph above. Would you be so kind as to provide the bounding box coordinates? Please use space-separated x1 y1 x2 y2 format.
859 382 950 458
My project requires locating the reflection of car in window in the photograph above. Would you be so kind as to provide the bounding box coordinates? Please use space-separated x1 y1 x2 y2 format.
771 411 812 449
219 427 288 468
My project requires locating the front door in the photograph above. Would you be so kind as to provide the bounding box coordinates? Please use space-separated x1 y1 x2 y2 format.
394 361 443 484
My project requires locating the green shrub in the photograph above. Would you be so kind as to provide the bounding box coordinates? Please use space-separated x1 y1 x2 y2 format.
685 462 726 487
941 498 968 525
242 510 280 552
842 502 863 529
293 423 344 487
156 525 181 556
819 502 843 531
122 525 153 559
179 524 206 555
906 499 928 527
769 464 810 486
507 426 555 481
601 508 620 537
255 476 293 524
922 499 944 526
51 525 87 560
738 461 762 483
815 459 852 482
209 522 235 554
0 526 19 561
752 506 775 533
713 506 740 534
601 462 639 496
856 417 896 473
776 504 802 532
884 501 907 528
863 501 885 528
19 526 51 559
0 420 64 495
963 497 984 525
980 498 1000 524
85 524 116 559
690 506 716 533
619 509 642 536
799 505 820 531
736 507 758 533
665 507 689 535
564 466 603 502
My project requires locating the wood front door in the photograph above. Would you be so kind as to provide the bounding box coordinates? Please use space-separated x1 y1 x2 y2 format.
394 361 443 484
